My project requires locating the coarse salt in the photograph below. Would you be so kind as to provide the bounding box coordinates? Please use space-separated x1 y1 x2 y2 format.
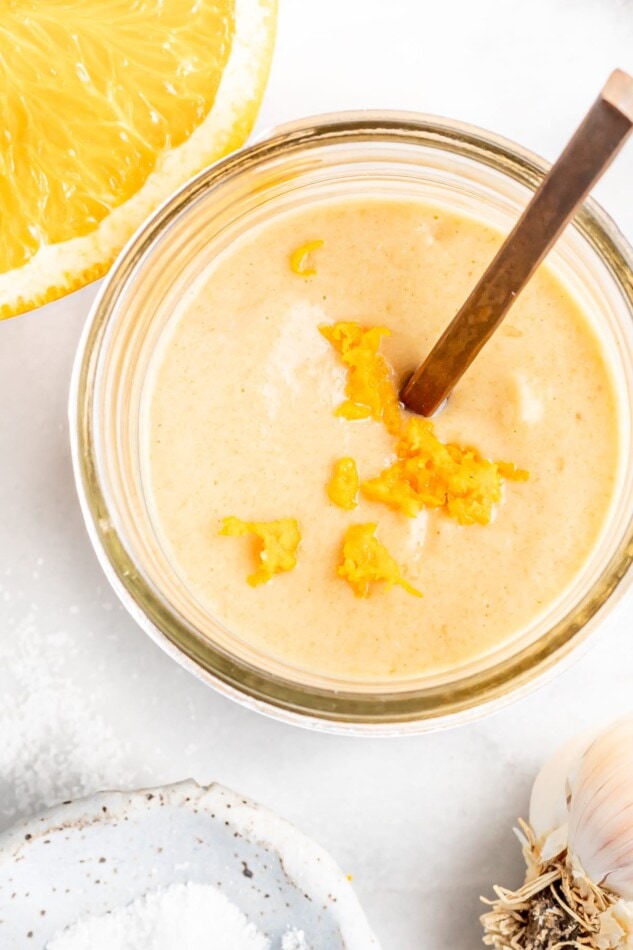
47 882 270 950
0 611 136 825
46 882 311 950
281 930 310 950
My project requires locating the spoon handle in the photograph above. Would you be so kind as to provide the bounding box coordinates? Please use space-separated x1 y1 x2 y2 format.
401 69 633 418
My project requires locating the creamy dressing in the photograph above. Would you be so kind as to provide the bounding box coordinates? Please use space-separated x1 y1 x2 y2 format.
143 197 619 681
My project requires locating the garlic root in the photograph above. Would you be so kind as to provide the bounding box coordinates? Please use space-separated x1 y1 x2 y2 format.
482 718 633 949
481 821 617 949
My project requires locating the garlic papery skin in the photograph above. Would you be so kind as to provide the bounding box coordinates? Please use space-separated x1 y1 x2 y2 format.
482 717 633 949
528 728 594 862
568 719 633 900
596 901 633 950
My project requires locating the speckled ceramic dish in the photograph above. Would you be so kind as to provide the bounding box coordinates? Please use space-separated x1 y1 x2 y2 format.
0 780 380 949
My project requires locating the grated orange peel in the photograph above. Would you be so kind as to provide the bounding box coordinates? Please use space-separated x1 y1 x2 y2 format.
362 417 529 525
327 458 360 510
220 515 301 587
289 239 324 277
337 523 422 598
319 321 403 435
1 0 277 319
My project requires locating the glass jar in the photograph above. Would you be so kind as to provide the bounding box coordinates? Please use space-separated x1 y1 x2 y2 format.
70 112 633 734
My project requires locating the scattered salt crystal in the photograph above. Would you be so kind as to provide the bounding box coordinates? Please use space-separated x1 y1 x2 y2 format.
46 882 271 950
46 631 69 648
281 930 311 950
0 612 135 824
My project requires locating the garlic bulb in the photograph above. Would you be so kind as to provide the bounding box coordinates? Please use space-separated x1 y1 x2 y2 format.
482 717 633 949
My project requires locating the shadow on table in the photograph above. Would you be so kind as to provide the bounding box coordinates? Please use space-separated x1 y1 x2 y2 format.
435 805 528 948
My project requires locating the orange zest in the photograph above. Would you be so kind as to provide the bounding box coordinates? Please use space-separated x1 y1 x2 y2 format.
319 321 403 435
220 516 301 586
361 418 529 525
290 239 324 277
327 458 360 510
337 523 422 598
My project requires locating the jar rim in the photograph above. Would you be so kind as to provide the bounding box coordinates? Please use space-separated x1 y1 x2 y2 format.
69 111 633 735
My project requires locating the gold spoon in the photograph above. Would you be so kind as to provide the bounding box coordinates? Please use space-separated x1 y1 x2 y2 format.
400 69 633 418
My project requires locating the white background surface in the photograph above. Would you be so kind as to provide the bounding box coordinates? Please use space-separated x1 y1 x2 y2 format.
1 2 633 947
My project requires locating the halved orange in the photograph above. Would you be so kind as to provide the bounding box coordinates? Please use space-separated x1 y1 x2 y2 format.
0 0 277 319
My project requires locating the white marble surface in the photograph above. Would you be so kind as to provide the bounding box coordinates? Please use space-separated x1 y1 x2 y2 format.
1 2 633 947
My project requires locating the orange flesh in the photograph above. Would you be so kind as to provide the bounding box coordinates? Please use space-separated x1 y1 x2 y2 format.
1 0 235 272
